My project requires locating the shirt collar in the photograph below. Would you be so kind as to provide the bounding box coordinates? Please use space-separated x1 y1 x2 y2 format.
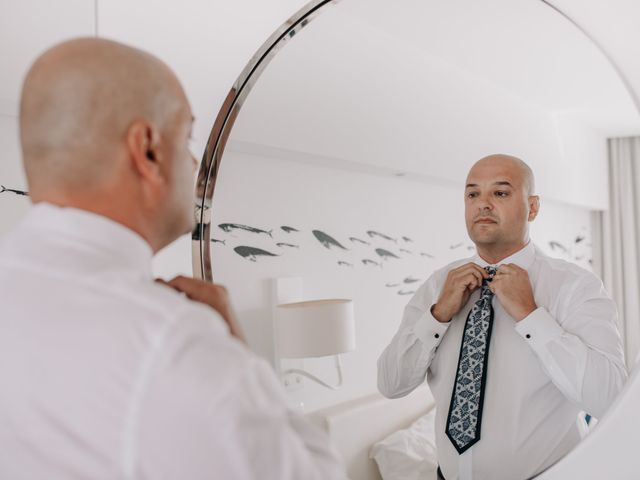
472 241 536 271
22 202 153 277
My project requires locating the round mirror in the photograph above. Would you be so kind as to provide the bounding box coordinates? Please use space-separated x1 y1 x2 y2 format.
194 0 640 478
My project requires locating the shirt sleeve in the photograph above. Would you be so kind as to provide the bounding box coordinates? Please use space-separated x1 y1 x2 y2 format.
137 309 347 480
377 273 450 399
514 272 628 418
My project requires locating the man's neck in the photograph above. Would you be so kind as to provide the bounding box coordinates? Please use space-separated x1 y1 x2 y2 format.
31 191 158 252
476 241 528 265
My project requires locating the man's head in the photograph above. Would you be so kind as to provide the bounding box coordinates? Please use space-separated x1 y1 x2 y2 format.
464 154 539 257
19 37 197 252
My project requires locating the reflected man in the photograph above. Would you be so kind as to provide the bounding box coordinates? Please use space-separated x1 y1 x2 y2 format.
0 38 344 479
378 154 626 480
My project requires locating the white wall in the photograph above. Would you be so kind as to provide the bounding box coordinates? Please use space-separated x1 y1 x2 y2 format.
211 147 593 412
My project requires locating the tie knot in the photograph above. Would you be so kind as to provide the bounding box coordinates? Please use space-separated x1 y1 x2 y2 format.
482 266 496 293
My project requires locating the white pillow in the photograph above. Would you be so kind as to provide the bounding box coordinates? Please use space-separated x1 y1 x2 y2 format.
369 409 438 480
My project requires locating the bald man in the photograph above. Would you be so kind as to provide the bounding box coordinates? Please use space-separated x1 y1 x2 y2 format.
378 155 626 480
0 38 344 480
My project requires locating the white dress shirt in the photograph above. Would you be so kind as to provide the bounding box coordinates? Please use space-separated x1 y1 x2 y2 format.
0 203 345 480
377 242 627 480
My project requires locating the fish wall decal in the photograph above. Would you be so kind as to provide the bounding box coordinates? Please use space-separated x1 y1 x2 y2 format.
276 242 299 249
312 230 348 250
385 282 401 287
420 252 435 258
401 236 413 243
219 223 273 237
549 240 569 254
210 238 226 245
362 259 382 267
575 235 586 244
281 226 299 233
367 230 397 243
349 237 371 246
450 242 464 249
337 261 354 267
233 246 279 262
403 277 420 284
0 185 28 196
397 290 416 296
375 248 400 260
399 248 413 255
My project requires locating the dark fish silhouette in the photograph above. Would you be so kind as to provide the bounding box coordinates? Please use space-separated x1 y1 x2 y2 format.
367 230 397 243
349 237 370 246
0 185 28 196
402 236 413 243
399 248 413 255
420 252 435 258
234 246 278 262
549 241 568 254
404 277 420 284
312 230 348 250
276 242 299 249
398 290 416 296
450 242 464 250
210 238 226 245
375 248 400 260
337 261 354 267
281 226 299 233
385 282 401 288
219 223 273 237
362 259 381 267
575 235 586 244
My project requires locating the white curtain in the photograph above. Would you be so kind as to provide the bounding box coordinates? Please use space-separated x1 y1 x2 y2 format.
592 136 640 368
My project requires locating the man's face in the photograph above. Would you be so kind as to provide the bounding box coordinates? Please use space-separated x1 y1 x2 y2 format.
464 159 532 250
158 98 197 243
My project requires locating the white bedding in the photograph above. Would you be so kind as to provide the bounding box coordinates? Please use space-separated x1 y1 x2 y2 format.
307 386 435 480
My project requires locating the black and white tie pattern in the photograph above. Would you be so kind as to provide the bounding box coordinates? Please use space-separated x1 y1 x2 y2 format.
445 265 497 454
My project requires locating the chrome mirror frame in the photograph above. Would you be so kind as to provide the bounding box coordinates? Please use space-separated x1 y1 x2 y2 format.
192 0 338 280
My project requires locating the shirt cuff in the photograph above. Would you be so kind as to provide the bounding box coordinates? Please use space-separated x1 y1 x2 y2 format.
515 306 564 349
413 307 450 345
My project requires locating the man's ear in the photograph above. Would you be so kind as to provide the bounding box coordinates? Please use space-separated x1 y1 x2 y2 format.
126 120 162 183
528 195 540 222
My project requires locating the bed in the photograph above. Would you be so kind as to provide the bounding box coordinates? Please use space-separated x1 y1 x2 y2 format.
308 386 435 480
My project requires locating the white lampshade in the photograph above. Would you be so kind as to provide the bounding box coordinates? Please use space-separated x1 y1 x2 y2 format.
275 299 356 358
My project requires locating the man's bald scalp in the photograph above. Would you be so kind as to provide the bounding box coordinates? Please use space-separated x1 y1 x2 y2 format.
20 37 184 191
472 154 536 196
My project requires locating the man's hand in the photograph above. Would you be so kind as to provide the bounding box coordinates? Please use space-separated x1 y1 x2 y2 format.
488 264 537 321
158 276 247 343
432 263 490 323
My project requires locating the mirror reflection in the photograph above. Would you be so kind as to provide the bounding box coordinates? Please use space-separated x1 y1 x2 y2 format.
207 0 640 478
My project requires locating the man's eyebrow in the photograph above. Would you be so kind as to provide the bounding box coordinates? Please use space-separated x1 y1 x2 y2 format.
465 181 514 189
494 181 513 187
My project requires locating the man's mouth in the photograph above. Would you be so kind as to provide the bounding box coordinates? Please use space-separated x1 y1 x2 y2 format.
475 218 497 224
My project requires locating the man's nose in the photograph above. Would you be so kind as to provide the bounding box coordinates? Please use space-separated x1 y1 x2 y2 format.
477 193 494 210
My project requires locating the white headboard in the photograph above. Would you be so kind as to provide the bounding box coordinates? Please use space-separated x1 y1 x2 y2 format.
308 386 434 480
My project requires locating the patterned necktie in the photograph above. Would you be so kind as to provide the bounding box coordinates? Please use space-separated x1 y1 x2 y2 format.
445 265 497 454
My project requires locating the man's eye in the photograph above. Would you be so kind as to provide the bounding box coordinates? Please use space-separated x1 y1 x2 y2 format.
467 192 478 198
495 191 509 197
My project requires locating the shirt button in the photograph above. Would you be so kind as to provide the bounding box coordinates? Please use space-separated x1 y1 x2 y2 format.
526 334 531 339
434 333 440 339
